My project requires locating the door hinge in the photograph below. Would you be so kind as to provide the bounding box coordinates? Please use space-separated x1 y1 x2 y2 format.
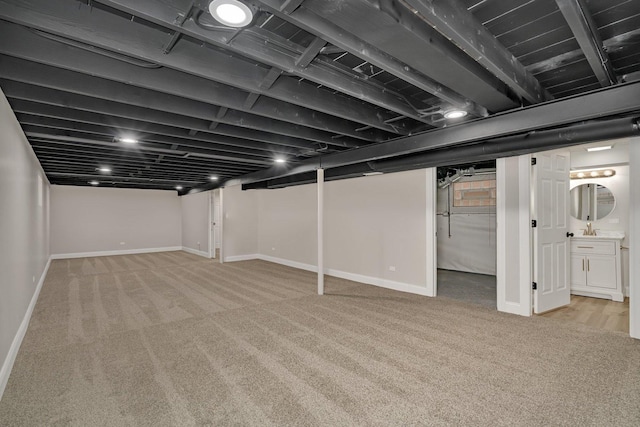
532 220 537 228
532 282 537 290
531 157 537 166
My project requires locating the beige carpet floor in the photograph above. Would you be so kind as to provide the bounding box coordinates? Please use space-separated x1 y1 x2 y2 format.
1 251 639 426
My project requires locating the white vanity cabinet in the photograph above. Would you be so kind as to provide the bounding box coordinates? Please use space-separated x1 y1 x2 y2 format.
570 237 623 302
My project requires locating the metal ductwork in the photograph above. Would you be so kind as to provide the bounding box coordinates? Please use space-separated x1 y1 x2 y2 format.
243 117 639 190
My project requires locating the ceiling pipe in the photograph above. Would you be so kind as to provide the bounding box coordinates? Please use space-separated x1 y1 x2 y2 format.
241 117 639 190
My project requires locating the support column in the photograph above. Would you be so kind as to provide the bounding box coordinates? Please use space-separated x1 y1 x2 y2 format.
317 168 324 295
219 188 224 264
425 168 437 297
630 141 640 338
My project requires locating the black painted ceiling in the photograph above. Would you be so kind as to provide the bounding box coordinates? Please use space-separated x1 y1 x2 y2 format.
0 0 639 193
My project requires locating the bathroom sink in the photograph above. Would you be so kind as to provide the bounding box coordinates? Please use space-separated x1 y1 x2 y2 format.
572 231 625 240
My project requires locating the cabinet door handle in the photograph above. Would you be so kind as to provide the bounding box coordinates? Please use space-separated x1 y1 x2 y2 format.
587 259 590 272
577 246 594 249
582 259 585 271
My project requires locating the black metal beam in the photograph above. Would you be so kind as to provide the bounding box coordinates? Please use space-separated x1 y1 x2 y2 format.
0 21 388 143
295 36 326 68
555 0 617 87
0 56 353 149
0 0 408 135
221 80 640 187
96 0 435 128
254 0 489 117
400 0 551 104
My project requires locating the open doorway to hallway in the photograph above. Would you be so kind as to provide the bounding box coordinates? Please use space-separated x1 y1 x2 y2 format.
435 161 497 309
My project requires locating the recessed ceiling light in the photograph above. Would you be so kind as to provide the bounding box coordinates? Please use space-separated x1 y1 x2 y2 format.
363 172 383 176
119 137 138 144
444 109 468 119
586 145 612 152
176 186 183 190
98 167 112 173
209 0 253 27
274 157 286 164
89 180 99 186
209 176 219 181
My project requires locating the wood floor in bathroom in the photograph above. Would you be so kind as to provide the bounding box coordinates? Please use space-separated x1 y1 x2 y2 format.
540 295 629 334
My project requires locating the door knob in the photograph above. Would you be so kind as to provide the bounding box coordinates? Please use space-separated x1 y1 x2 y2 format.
566 232 574 237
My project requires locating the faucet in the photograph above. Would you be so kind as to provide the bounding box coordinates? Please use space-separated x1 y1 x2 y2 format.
583 222 597 236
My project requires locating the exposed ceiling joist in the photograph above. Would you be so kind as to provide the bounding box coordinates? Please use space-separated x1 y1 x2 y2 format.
95 0 436 128
0 0 411 135
555 0 617 87
255 0 489 117
400 0 551 104
0 26 390 144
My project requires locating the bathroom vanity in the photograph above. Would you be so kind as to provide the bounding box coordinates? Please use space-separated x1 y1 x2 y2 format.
570 233 624 302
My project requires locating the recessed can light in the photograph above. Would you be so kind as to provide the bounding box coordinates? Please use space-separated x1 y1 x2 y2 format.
175 186 183 190
89 180 99 186
275 157 286 164
444 109 468 119
98 167 112 173
119 137 138 144
209 0 253 27
209 176 219 181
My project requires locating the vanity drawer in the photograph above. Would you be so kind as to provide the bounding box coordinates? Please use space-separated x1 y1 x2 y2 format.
571 240 616 255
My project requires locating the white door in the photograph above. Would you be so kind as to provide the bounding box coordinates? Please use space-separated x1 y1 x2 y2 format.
533 150 571 313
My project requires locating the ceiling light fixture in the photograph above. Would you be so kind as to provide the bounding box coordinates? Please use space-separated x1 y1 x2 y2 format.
570 169 616 179
119 137 138 144
363 172 383 176
89 180 99 186
274 157 286 164
175 186 183 190
98 167 112 173
209 0 254 28
586 145 612 152
209 176 219 181
443 109 468 119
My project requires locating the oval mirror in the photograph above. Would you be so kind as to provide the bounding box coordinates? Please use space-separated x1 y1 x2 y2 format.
570 183 615 221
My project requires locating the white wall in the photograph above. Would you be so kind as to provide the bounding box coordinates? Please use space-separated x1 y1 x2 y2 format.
181 190 210 257
50 186 181 256
0 88 51 398
629 140 640 339
258 184 316 266
325 170 427 289
222 185 258 260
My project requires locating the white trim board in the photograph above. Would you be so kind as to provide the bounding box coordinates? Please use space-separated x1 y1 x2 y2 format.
182 246 211 258
0 257 51 400
51 246 183 259
257 254 431 296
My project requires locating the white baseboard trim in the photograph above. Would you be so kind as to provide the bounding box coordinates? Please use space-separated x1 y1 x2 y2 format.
181 246 211 258
224 254 259 262
257 254 317 273
0 256 51 400
51 246 183 259
256 254 429 296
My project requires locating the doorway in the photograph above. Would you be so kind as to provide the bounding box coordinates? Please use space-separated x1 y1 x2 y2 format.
435 161 497 309
209 189 221 259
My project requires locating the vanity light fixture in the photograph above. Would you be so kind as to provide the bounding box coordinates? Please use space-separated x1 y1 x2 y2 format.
443 109 468 119
570 169 616 179
209 0 254 28
586 145 612 152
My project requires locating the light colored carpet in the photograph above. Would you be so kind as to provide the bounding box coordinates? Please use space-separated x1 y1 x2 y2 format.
1 251 640 426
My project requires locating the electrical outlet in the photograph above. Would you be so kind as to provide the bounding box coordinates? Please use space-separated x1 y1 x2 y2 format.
389 266 396 272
